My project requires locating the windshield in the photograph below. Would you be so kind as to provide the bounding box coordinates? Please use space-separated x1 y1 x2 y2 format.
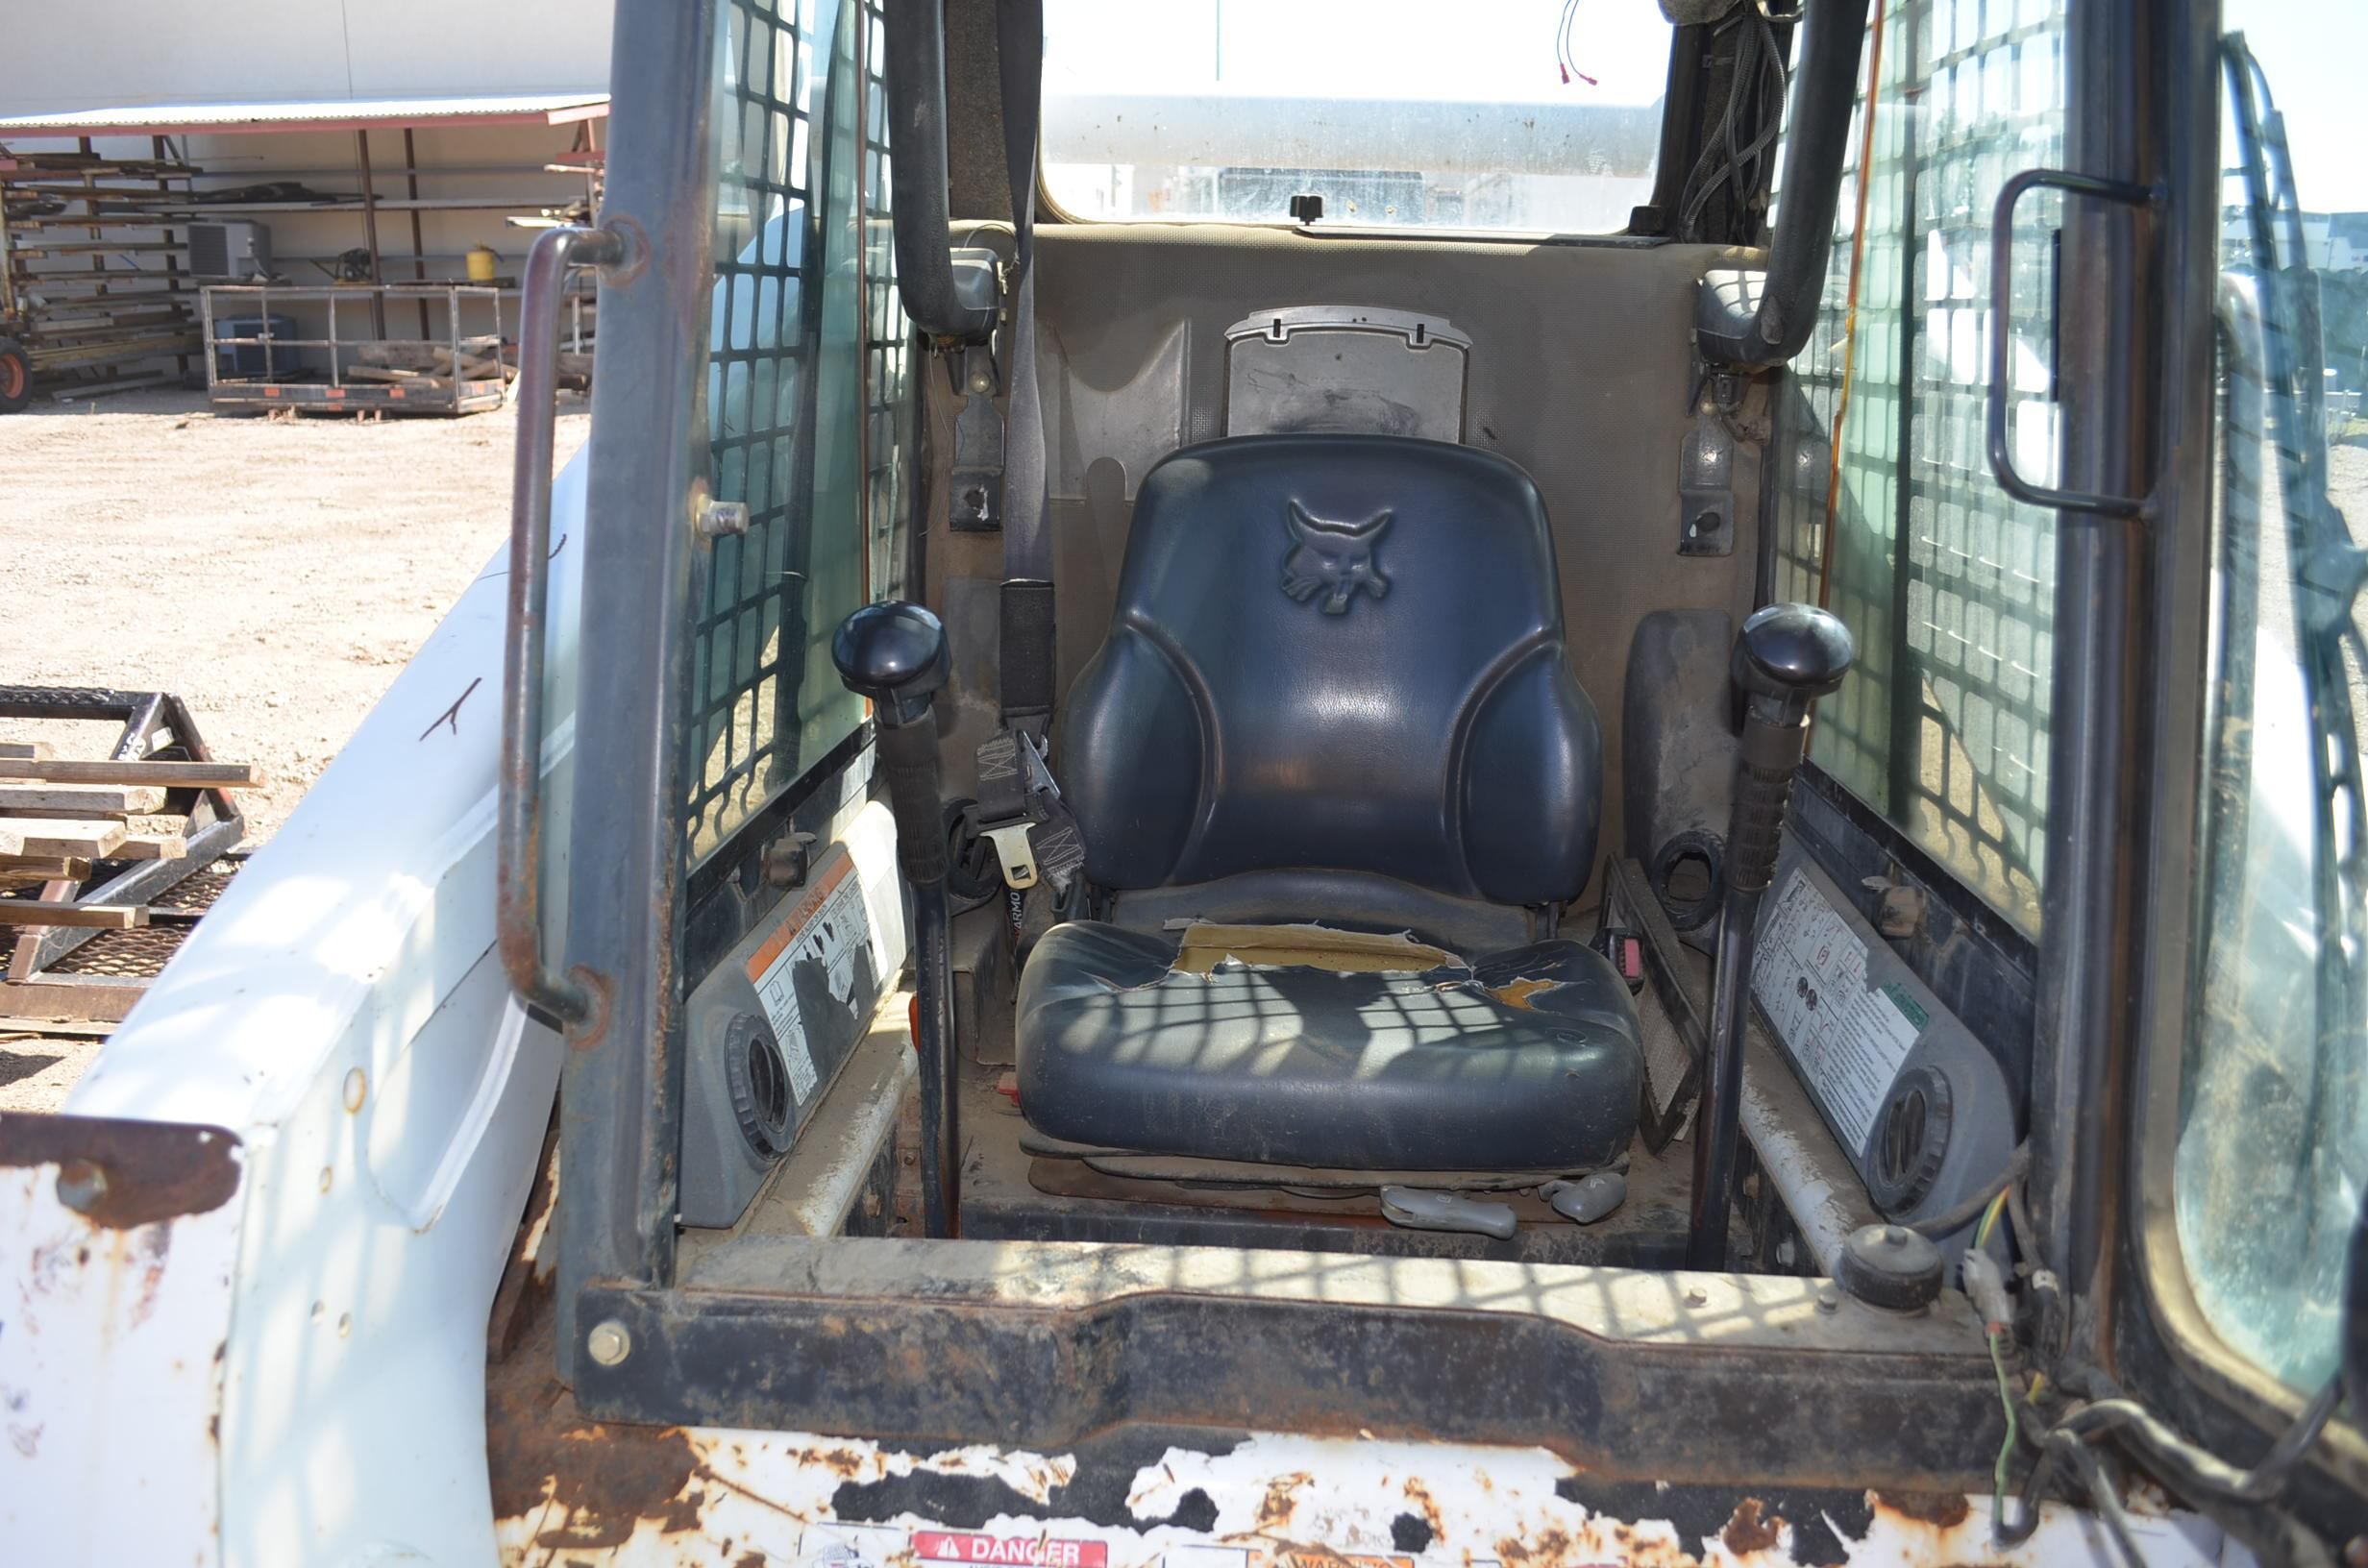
1040 0 1673 234
2177 0 2368 1393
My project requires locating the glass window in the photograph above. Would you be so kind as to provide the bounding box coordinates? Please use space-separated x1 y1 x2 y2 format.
686 0 913 864
1769 0 2067 935
2175 0 2368 1394
1041 0 1672 234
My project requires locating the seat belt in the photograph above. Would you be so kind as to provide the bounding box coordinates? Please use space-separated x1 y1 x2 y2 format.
972 0 1083 905
996 0 1051 680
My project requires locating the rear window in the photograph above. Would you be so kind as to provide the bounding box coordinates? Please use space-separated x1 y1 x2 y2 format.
1042 0 1674 234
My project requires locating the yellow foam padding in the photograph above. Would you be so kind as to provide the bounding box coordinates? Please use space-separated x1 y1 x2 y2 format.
1171 921 1457 975
1484 975 1558 1011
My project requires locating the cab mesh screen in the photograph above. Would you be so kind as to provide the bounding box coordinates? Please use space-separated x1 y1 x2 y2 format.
1770 0 2066 933
685 0 910 864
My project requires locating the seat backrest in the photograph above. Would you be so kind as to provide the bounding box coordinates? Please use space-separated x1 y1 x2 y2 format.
1059 433 1603 908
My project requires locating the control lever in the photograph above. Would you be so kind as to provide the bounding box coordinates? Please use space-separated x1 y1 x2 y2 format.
1686 603 1854 1269
833 602 959 1237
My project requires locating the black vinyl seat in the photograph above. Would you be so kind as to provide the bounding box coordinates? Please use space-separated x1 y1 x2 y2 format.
1013 434 1641 1172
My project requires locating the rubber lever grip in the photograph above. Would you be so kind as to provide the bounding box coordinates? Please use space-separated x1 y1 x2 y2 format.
876 720 949 888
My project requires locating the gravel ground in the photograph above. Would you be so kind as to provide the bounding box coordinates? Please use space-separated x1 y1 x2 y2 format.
0 386 588 1110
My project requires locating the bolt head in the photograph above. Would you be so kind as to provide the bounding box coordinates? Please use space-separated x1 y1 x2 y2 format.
586 1319 631 1366
56 1158 109 1214
761 832 813 889
699 499 752 538
968 374 991 393
1815 1282 1842 1313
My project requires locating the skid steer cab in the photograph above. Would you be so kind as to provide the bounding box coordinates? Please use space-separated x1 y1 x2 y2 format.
7 0 2368 1564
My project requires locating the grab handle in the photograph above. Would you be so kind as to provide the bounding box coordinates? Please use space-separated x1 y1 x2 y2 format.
1985 168 2160 518
499 225 625 1026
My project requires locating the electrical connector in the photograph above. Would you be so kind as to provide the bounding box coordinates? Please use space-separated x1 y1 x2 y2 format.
1961 1245 2012 1329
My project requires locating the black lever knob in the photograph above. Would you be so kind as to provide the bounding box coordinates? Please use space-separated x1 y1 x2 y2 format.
833 600 960 1238
1687 600 1855 1272
1733 601 1855 725
832 601 949 728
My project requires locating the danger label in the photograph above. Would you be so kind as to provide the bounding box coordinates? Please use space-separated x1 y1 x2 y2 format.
912 1534 1108 1568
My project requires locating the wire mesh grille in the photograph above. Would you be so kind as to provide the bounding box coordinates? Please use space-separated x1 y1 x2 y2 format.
685 0 908 864
1770 0 2065 933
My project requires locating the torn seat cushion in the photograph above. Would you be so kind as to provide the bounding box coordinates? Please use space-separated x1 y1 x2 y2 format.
1016 922 1643 1171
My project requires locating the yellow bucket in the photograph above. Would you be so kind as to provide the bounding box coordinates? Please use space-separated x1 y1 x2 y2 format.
464 245 499 283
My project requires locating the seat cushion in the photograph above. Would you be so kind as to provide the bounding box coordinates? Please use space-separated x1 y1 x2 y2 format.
1015 921 1643 1171
1057 434 1604 907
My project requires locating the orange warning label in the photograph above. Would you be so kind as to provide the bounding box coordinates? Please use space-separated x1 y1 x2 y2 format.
745 846 857 983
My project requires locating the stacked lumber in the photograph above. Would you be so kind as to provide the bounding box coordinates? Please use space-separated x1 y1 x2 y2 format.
0 151 204 397
0 755 260 919
349 338 515 390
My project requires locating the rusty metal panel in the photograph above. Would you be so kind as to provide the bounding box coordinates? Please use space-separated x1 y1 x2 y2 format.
489 1395 2230 1567
0 1115 242 1561
567 1237 2009 1489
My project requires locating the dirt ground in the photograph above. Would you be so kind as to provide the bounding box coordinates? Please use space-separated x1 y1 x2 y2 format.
0 386 588 1110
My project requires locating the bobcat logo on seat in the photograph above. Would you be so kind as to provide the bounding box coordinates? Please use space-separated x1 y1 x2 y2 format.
1280 501 1393 615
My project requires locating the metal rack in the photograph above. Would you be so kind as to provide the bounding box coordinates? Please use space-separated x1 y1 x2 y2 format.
0 145 202 398
200 282 512 414
0 686 247 1026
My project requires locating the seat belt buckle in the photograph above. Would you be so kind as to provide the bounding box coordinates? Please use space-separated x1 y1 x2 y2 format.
974 727 1084 895
983 822 1040 891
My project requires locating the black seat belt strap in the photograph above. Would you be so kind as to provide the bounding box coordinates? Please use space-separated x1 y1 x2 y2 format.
995 0 1052 727
971 0 1077 907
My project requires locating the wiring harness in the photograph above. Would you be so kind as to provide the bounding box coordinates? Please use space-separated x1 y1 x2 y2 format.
1952 1167 2347 1568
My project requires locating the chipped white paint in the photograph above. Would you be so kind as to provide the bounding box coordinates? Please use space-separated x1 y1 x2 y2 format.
0 1135 242 1563
494 1427 2225 1568
3 456 594 1566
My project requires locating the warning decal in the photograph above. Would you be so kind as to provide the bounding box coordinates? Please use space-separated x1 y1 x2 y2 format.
744 845 880 1103
913 1534 1109 1568
1751 867 1926 1157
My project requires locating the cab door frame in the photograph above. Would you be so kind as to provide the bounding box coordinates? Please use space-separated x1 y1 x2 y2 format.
537 0 2010 1485
2109 0 2368 1530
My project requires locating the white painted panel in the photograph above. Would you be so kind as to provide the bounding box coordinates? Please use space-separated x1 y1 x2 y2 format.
0 0 611 117
0 1129 242 1565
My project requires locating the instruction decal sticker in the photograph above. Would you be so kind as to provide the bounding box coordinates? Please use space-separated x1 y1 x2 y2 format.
1752 867 1926 1156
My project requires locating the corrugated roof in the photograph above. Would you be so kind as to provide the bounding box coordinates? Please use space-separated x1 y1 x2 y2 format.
0 93 609 137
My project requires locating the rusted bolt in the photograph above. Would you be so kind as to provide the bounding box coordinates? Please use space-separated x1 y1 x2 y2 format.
342 1067 367 1113
587 1318 632 1366
762 831 814 889
56 1158 109 1214
697 498 751 538
1815 1282 1841 1313
1874 883 1927 939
